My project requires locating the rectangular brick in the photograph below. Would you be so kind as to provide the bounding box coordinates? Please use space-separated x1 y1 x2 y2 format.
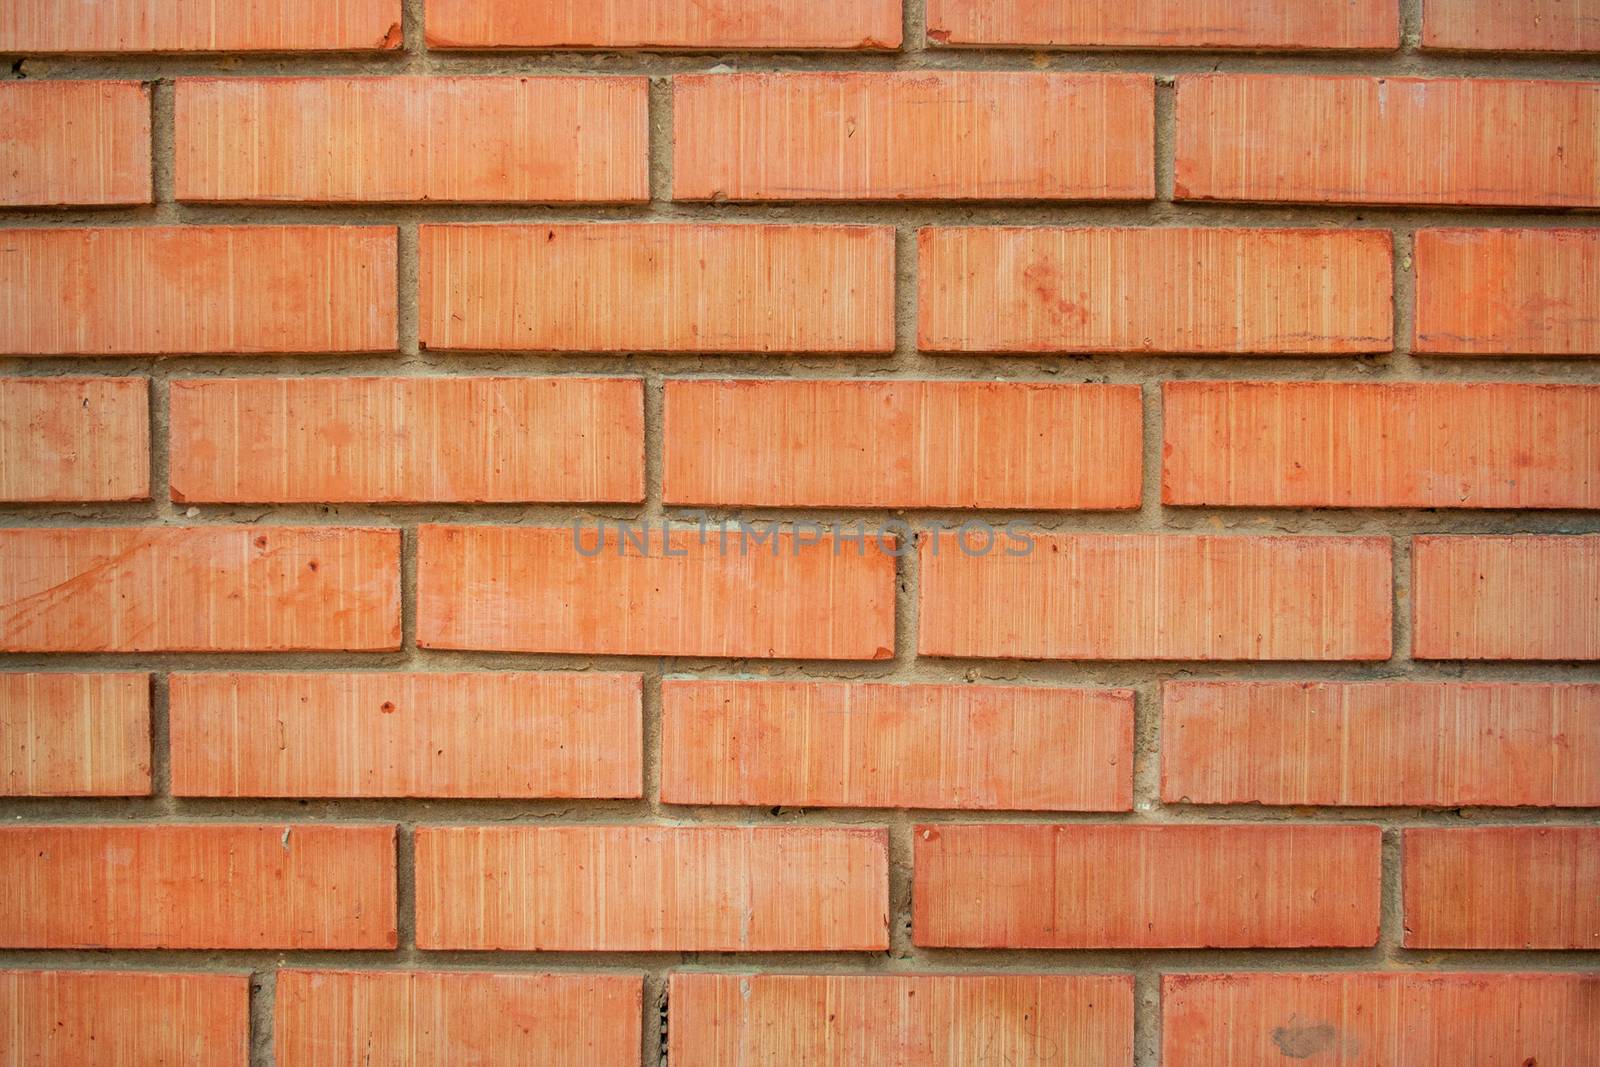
0 824 396 948
1414 229 1600 356
663 379 1141 509
175 76 647 203
417 525 895 659
419 223 894 353
424 0 902 49
1176 74 1600 207
673 72 1153 201
414 825 888 951
1404 827 1600 948
1163 972 1600 1067
0 227 396 356
169 672 642 798
276 970 642 1067
0 526 400 653
0 0 401 52
919 533 1392 661
1413 535 1600 660
669 973 1134 1066
661 679 1133 811
0 81 150 206
1 673 150 797
917 227 1392 354
0 377 149 502
1162 381 1600 508
1423 0 1600 52
926 0 1399 49
914 824 1380 948
1162 681 1600 807
169 377 644 503
0 970 248 1067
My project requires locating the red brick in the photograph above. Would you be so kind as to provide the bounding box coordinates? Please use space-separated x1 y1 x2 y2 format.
417 524 895 659
1162 681 1600 807
918 227 1392 354
0 0 401 52
1423 0 1600 52
0 970 248 1067
1404 827 1600 948
0 377 149 502
424 0 901 49
0 824 396 948
0 527 400 653
661 679 1132 811
414 825 888 950
1162 381 1600 508
175 76 647 203
276 970 642 1067
1413 535 1600 660
1177 74 1600 207
0 673 150 797
673 72 1153 201
0 81 150 206
169 672 642 798
0 227 396 356
1414 229 1600 356
914 824 1380 948
669 973 1134 1066
1163 972 1600 1067
168 377 644 503
663 379 1141 509
926 0 1398 49
919 533 1392 661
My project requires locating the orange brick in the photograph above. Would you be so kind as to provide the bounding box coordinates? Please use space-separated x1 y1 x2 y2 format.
1162 381 1600 508
917 227 1392 354
1413 535 1600 660
663 379 1141 509
169 377 644 503
175 76 647 203
1423 0 1600 52
1404 827 1600 948
919 533 1392 661
1162 681 1600 807
417 525 895 659
1176 74 1600 207
414 825 888 950
425 0 901 49
0 227 396 356
0 0 401 52
1414 229 1600 356
0 970 248 1067
914 824 1380 948
419 223 893 353
0 81 150 206
669 973 1134 1066
0 527 400 653
169 672 642 798
0 673 150 797
1163 972 1600 1067
926 0 1399 49
0 824 396 949
276 970 643 1067
661 679 1132 811
0 377 149 502
673 72 1153 201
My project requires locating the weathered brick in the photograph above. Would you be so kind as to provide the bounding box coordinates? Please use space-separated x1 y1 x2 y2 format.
0 0 401 52
1423 0 1600 53
926 0 1399 49
0 377 149 502
1413 535 1600 660
424 0 902 49
0 81 151 206
663 379 1141 509
918 227 1392 354
0 673 150 797
661 679 1133 810
414 825 888 950
914 824 1381 947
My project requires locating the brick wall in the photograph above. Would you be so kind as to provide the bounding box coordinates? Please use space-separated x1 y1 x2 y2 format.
1 1 1596 1064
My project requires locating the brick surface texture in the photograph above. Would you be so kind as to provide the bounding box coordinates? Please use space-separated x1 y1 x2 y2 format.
0 2 1595 1064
